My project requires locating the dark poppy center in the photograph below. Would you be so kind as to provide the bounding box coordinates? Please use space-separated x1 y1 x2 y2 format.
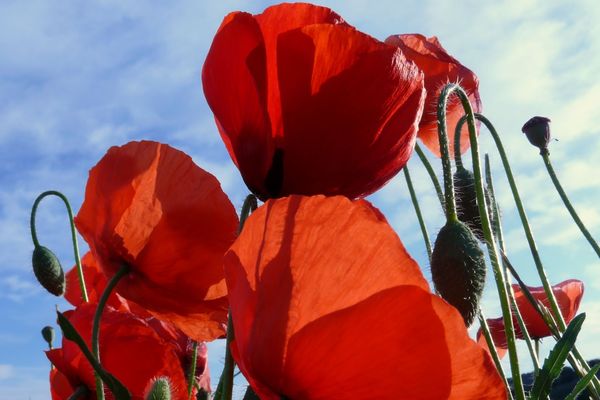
264 148 284 199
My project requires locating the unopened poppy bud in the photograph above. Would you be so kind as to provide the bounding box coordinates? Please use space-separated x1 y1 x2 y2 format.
431 220 486 326
145 377 172 400
521 116 551 154
453 166 493 242
32 246 65 296
41 326 54 348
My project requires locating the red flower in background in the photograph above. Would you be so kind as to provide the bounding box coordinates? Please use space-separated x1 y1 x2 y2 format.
477 279 584 358
224 196 505 399
75 141 239 341
46 304 189 400
386 34 481 157
202 3 425 200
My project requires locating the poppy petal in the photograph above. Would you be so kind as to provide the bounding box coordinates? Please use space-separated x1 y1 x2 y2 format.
75 141 239 341
386 34 481 157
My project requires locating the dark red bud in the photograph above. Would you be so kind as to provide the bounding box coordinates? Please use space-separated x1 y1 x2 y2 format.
522 116 551 154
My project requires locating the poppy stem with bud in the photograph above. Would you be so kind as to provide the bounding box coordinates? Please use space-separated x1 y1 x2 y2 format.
92 264 130 400
402 166 432 260
540 152 600 258
30 190 88 302
439 83 526 400
215 194 258 400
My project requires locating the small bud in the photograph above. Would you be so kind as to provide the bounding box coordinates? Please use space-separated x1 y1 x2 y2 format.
453 166 493 242
431 220 486 326
521 116 551 154
32 246 65 296
41 326 55 348
145 377 172 400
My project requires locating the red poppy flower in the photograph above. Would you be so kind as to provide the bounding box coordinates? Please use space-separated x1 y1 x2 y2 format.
385 34 481 157
202 3 426 200
477 279 584 358
224 195 505 399
75 140 239 341
46 304 188 400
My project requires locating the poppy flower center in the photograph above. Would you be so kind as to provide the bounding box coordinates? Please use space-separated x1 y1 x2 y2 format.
264 148 284 198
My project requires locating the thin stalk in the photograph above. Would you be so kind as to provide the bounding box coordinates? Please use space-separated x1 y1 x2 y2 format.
414 143 445 209
92 265 129 400
485 155 539 372
540 152 600 258
30 190 88 302
534 339 540 361
215 194 258 400
403 167 432 260
478 312 514 399
440 84 525 400
187 342 199 400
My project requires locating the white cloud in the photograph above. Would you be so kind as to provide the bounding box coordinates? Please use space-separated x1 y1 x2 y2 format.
0 364 14 380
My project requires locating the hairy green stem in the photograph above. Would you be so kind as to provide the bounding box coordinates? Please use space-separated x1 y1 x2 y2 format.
187 342 199 400
403 167 432 260
440 84 525 399
414 143 445 209
30 190 88 302
478 312 513 399
540 152 600 258
92 265 129 400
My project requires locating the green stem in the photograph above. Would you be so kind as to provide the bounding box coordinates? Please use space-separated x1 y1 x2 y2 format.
436 88 460 223
534 339 540 361
540 152 600 258
216 194 258 400
403 167 432 260
454 121 466 169
485 156 539 372
92 265 129 400
187 342 199 400
478 312 513 399
414 143 445 209
30 190 88 302
440 84 525 400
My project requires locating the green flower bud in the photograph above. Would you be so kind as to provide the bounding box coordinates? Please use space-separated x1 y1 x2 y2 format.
41 326 54 348
145 377 172 400
32 246 65 296
431 220 486 326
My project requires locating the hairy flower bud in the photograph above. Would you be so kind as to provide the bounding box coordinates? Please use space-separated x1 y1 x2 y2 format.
453 166 493 241
522 116 551 154
431 220 486 326
145 377 172 400
32 246 65 296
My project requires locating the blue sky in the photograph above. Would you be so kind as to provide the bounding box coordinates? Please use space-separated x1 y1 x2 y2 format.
1 0 599 398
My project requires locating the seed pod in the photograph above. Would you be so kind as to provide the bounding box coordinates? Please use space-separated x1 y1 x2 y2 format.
32 246 65 296
41 326 55 348
431 220 486 326
522 116 551 154
453 166 493 242
145 377 172 400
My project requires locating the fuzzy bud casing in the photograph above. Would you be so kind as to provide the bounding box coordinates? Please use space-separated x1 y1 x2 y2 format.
145 377 172 400
32 246 65 296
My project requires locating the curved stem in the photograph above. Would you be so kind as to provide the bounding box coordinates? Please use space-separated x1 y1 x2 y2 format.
92 265 129 400
478 312 513 399
540 152 600 258
454 120 466 169
30 190 88 302
187 342 199 400
403 167 432 260
485 155 539 372
436 86 460 223
216 194 258 400
440 84 525 400
414 143 445 209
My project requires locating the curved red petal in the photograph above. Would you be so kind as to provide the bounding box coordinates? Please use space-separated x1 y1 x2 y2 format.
225 196 504 399
386 34 481 157
75 141 238 341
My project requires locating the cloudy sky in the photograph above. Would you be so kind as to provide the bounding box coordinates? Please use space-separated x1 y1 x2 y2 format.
1 0 599 398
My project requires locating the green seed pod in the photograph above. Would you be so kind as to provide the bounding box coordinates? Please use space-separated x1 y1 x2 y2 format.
453 166 493 242
431 220 486 326
41 326 55 348
145 377 172 400
32 246 65 296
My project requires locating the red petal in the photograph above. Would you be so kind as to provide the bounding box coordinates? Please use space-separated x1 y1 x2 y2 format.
75 141 238 341
386 34 481 157
225 196 504 399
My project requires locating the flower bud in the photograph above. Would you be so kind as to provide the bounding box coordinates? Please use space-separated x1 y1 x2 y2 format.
145 377 172 400
521 116 551 154
431 220 486 326
41 326 54 348
453 166 493 242
32 246 65 296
